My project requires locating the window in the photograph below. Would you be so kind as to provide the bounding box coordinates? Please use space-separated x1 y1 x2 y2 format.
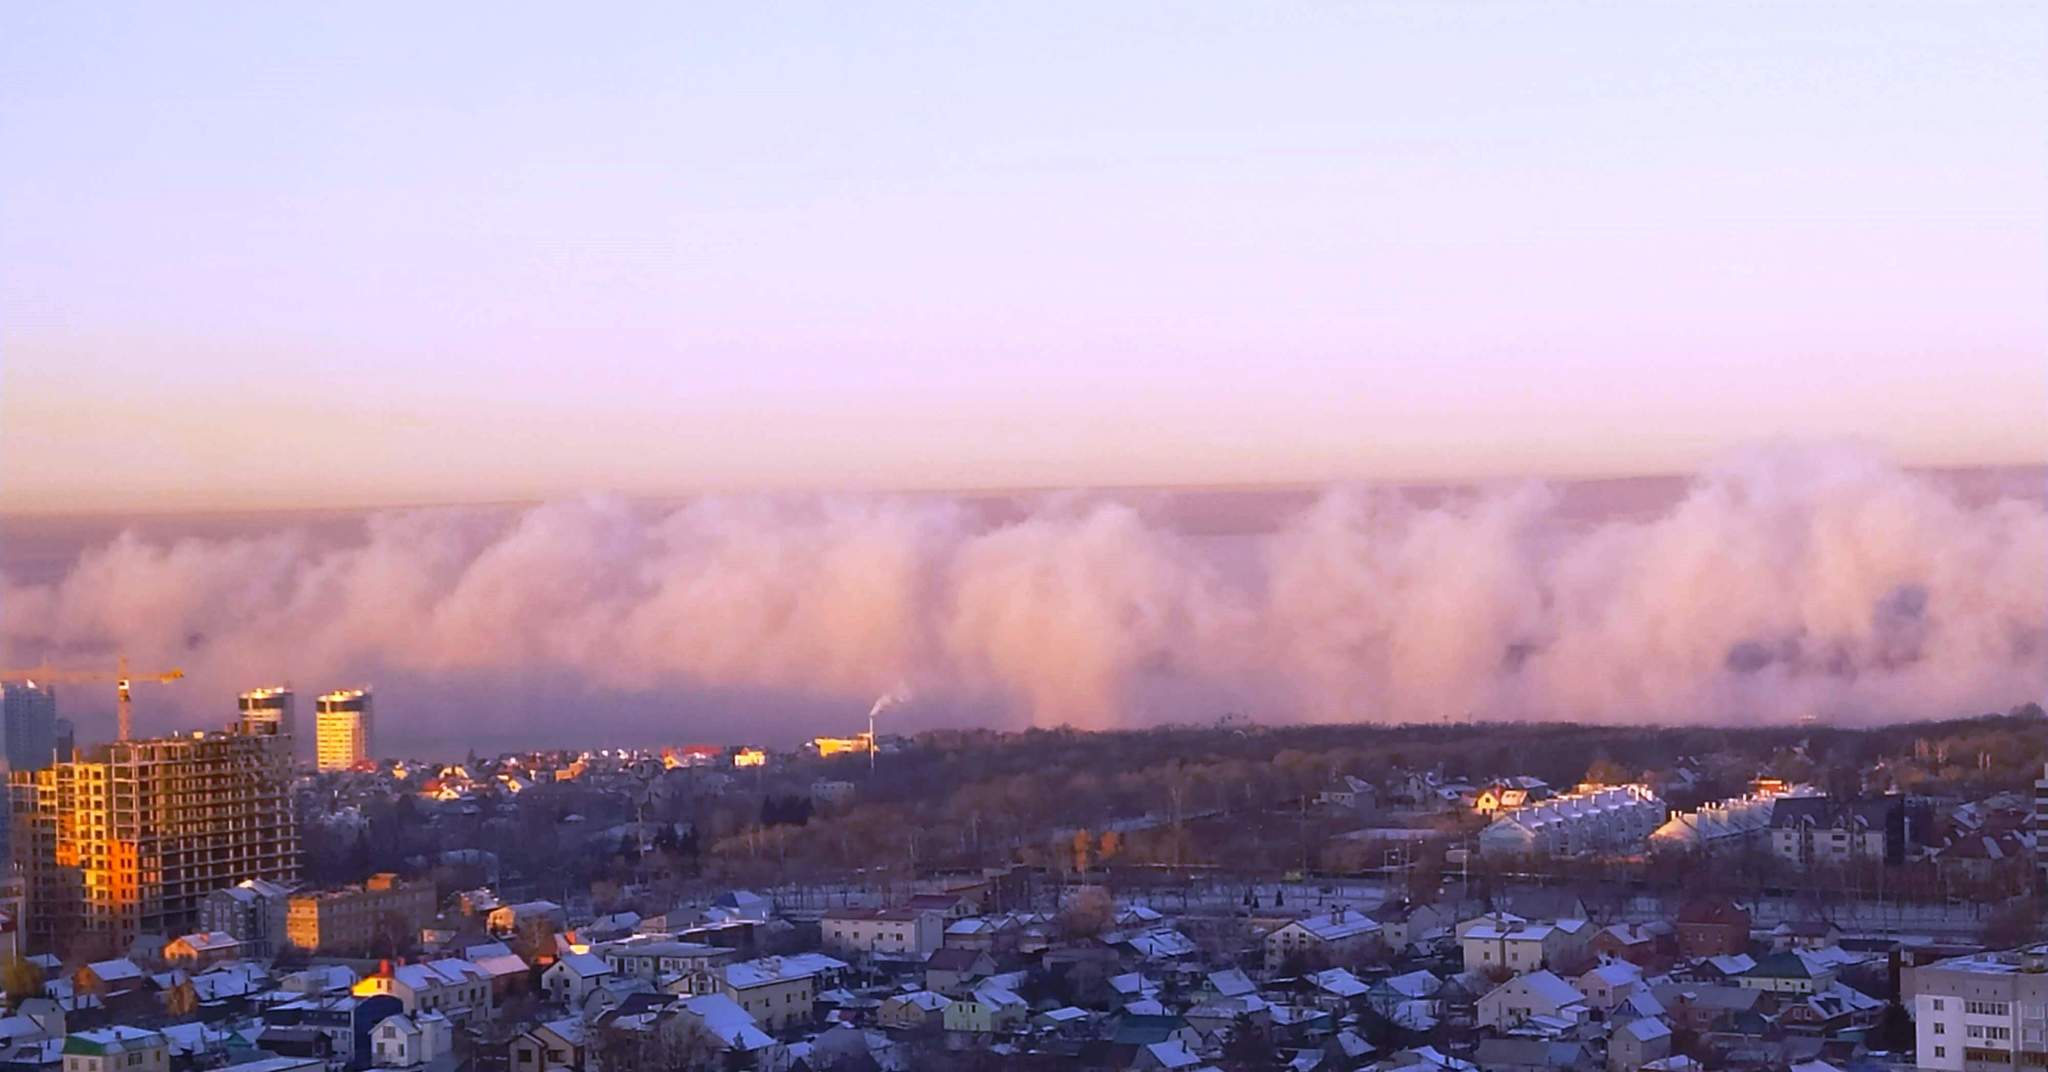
1935 1023 1946 1035
1935 1047 1946 1059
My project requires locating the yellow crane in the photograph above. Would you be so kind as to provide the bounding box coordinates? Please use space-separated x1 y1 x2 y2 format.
0 657 184 743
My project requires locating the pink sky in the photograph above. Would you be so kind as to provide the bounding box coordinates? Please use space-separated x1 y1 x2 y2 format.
2 3 2043 513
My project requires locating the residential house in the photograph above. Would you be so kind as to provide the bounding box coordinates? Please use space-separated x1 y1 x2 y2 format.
1263 908 1384 972
942 915 1021 953
689 954 845 1033
1771 920 1844 952
507 1018 584 1072
1474 777 1552 817
162 932 240 968
368 1011 452 1068
1367 970 1444 1031
59 1028 167 1072
1738 952 1838 995
925 948 996 994
461 942 531 997
821 906 944 959
1650 984 1762 1034
877 991 951 1032
670 993 782 1067
72 961 146 1000
350 959 493 1023
1779 983 1883 1036
1588 923 1668 968
1369 902 1450 953
1471 1039 1594 1072
1476 971 1588 1032
598 938 732 983
1576 962 1644 1011
1609 1017 1673 1071
541 953 613 1005
486 900 567 937
1675 899 1751 959
1459 914 1592 975
942 985 1027 1037
1319 776 1379 813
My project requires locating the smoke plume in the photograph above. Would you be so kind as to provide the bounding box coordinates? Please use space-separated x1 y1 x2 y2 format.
3 448 2042 749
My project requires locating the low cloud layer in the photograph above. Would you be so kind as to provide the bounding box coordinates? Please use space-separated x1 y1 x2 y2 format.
4 448 2042 749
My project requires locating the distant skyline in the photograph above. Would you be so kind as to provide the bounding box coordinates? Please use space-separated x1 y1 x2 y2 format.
4 3 2045 513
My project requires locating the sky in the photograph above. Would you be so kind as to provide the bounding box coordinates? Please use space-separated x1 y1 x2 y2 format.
3 3 2044 514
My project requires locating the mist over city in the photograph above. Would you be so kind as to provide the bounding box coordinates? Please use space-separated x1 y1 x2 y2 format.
3 450 2044 751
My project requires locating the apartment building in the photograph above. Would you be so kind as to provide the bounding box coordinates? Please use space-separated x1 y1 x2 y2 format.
599 936 736 981
2033 763 2047 886
11 725 299 957
315 690 374 772
286 873 436 954
198 878 292 959
1263 908 1386 972
1769 795 1926 867
1477 784 1664 858
1909 945 2048 1071
821 905 945 959
352 958 494 1024
687 954 849 1033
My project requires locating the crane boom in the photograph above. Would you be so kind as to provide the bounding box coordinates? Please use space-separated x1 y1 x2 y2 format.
0 658 184 742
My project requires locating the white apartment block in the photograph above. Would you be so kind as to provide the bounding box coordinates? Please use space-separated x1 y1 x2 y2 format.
1477 784 1664 858
1909 945 2048 1071
822 906 945 959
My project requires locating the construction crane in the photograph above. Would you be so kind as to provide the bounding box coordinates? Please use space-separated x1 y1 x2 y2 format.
0 657 184 742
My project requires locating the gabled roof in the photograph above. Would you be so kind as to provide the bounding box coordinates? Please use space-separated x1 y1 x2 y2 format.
552 952 611 978
1485 970 1584 1010
1376 969 1442 999
1677 899 1749 926
925 947 990 973
171 931 241 953
83 959 144 983
1620 1016 1672 1042
1582 961 1643 987
63 1028 163 1056
1206 969 1255 998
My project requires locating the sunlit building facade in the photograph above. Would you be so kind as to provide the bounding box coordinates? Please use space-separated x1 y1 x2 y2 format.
9 724 299 956
315 689 374 771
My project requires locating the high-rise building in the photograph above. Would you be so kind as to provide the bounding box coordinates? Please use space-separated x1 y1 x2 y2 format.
9 723 299 957
0 682 59 774
315 689 373 771
0 683 62 870
237 687 295 740
2035 763 2048 888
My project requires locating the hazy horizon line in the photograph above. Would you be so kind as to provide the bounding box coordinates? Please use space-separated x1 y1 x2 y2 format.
8 457 2043 522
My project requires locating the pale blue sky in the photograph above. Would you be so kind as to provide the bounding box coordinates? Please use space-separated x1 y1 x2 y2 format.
3 2 2043 512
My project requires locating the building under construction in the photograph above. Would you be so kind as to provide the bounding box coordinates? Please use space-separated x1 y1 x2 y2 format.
9 722 300 957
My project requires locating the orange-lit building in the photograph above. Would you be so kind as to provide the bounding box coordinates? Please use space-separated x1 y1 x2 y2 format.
811 734 873 759
9 724 299 957
732 748 767 768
